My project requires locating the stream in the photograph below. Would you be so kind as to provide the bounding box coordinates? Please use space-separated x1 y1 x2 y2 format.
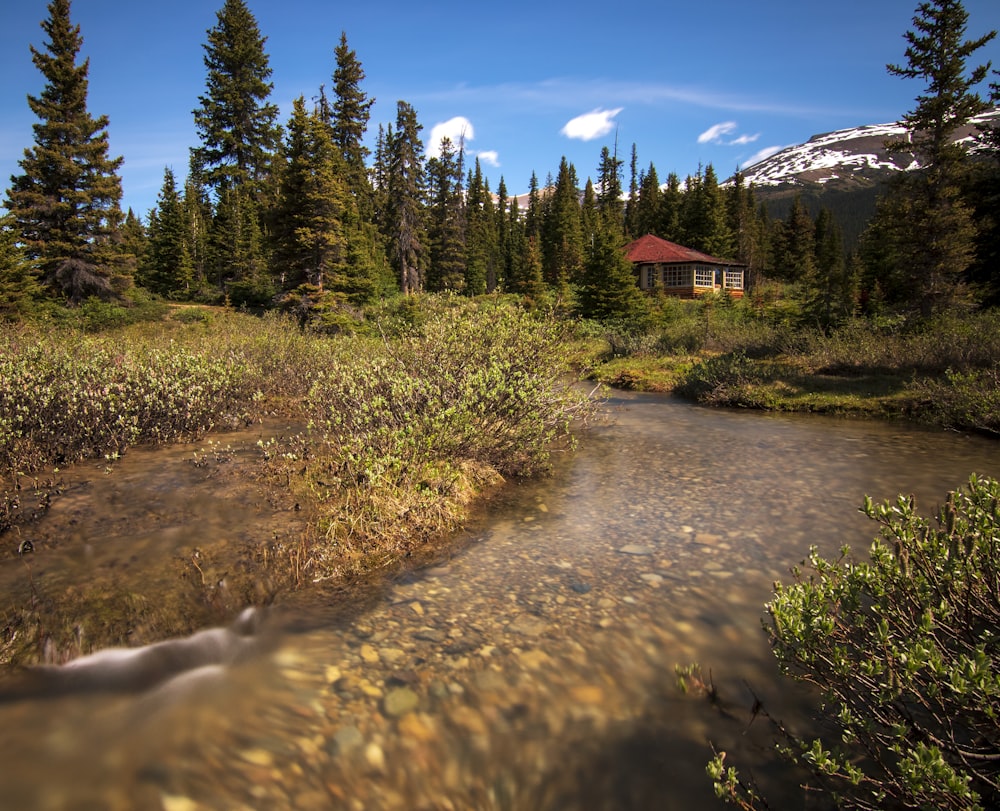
0 391 997 810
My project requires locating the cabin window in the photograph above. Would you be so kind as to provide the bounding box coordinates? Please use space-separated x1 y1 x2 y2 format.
695 266 715 287
724 270 744 290
663 267 686 287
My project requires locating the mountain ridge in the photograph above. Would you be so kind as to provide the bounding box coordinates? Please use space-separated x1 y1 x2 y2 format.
737 108 999 190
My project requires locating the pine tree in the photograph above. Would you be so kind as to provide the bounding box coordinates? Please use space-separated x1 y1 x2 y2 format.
0 214 42 320
577 216 646 323
386 101 426 294
634 162 661 238
465 160 498 294
330 32 375 209
541 157 584 291
191 0 281 194
807 208 853 328
596 145 624 235
658 172 683 241
6 0 127 304
879 0 996 314
771 196 816 284
270 98 348 293
145 168 194 296
425 136 466 292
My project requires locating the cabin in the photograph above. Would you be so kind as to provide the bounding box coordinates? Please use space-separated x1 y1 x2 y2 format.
625 234 745 298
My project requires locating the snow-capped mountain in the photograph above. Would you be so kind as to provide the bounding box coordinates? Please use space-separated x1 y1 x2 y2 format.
740 109 999 189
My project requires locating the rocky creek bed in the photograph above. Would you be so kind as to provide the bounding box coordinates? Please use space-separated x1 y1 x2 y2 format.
1 392 998 810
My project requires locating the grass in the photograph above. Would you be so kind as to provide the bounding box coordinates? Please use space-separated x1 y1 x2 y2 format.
582 300 1000 433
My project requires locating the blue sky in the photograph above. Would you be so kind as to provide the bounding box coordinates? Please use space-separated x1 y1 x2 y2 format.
2 0 998 219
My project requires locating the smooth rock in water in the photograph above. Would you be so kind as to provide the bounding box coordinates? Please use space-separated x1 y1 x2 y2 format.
161 795 198 811
364 742 386 772
618 544 653 556
238 748 274 767
383 686 420 717
329 726 363 754
379 647 406 664
413 627 445 643
508 614 547 636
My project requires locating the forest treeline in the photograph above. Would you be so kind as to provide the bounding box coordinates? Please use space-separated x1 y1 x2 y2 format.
1 0 999 331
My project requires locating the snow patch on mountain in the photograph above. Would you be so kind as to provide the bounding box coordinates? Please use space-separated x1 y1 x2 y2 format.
739 110 998 188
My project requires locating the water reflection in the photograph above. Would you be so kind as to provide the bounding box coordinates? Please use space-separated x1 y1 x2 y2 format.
0 393 996 809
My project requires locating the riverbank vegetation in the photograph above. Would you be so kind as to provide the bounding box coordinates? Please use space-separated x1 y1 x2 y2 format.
696 474 1000 810
583 296 1000 436
0 297 595 663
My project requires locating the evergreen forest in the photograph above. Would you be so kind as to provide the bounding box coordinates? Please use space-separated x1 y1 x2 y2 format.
3 0 998 330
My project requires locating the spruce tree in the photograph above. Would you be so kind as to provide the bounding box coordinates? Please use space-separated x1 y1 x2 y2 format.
465 160 497 294
330 33 375 208
808 208 853 328
658 173 683 241
879 0 996 314
577 215 646 323
596 145 624 235
6 0 127 304
191 0 281 193
385 101 426 294
182 176 213 296
494 177 512 291
625 143 640 237
541 157 584 291
145 168 193 297
725 171 765 290
0 215 42 320
634 162 661 238
271 98 346 293
680 164 732 257
424 136 466 292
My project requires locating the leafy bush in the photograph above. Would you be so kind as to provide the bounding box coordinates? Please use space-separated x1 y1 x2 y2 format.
914 366 1000 437
711 475 1000 810
674 351 769 406
280 298 599 572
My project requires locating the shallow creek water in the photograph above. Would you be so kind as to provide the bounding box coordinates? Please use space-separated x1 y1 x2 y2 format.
0 392 998 810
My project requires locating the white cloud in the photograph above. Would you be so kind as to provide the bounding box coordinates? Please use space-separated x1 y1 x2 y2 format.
428 116 475 159
560 108 623 141
698 121 738 144
476 150 500 168
742 145 785 167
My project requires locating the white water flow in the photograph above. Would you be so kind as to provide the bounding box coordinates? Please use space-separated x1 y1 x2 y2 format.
0 392 997 810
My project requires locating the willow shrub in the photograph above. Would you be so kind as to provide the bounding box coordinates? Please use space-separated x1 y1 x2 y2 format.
0 312 327 482
711 475 1000 810
287 298 598 573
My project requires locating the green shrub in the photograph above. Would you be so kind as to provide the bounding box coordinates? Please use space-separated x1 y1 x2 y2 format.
674 351 768 406
914 366 1000 436
711 475 1000 810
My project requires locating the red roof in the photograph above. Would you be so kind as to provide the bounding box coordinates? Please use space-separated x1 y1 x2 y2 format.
625 234 741 266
